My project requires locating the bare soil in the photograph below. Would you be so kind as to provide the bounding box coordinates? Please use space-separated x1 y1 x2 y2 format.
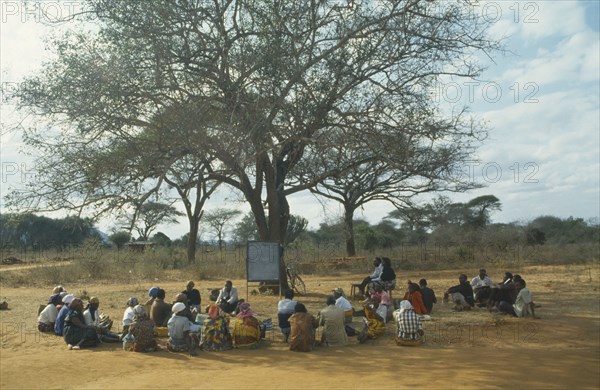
1 264 599 389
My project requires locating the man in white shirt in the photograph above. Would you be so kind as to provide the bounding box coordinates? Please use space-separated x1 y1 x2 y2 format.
216 280 239 314
471 268 494 306
357 257 383 297
497 279 538 318
332 288 354 323
277 290 297 342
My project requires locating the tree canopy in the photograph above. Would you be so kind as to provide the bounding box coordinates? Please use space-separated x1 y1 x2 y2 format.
7 0 500 284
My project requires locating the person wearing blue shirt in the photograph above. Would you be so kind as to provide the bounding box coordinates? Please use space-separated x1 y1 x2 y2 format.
54 294 75 336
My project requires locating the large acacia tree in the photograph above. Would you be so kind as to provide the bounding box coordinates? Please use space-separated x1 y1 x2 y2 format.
8 0 499 286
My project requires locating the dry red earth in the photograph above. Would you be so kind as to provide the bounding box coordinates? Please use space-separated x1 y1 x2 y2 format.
1 264 598 389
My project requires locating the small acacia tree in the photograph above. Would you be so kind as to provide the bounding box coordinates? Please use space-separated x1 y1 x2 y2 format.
203 208 242 251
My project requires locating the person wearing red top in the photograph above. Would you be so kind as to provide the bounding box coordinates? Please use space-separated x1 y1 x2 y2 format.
402 282 428 315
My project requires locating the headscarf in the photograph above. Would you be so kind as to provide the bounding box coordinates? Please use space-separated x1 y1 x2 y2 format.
207 304 220 320
132 304 147 320
49 294 62 306
236 302 255 319
399 300 413 314
127 297 139 307
148 287 160 298
69 298 84 312
175 293 187 303
52 285 65 294
62 294 75 305
172 302 186 314
332 288 346 298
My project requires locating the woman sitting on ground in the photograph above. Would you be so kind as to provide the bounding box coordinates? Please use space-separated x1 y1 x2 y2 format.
393 300 424 345
202 304 230 352
37 293 63 332
63 298 98 350
357 301 385 343
127 305 158 352
288 303 319 352
167 302 198 356
122 297 139 337
231 302 261 349
83 297 120 343
403 282 428 315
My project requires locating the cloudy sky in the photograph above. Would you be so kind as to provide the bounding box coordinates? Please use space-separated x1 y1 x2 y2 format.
1 1 598 239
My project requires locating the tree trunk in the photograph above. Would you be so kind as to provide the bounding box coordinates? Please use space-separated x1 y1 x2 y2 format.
245 159 291 291
186 217 199 264
344 205 356 257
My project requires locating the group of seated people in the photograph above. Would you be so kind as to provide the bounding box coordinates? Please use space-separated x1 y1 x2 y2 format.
37 280 265 356
36 263 539 354
442 269 539 319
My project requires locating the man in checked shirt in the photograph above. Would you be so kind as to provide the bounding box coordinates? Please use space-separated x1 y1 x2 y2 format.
393 300 424 343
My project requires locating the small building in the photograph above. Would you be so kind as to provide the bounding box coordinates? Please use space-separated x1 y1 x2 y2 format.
124 241 156 253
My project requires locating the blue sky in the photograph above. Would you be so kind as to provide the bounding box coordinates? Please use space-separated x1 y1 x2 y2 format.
1 1 599 240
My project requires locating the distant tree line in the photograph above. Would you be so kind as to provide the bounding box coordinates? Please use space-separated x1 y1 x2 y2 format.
3 202 597 256
0 213 98 250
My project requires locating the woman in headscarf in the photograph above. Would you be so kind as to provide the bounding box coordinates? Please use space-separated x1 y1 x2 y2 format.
121 297 139 337
231 302 261 349
202 304 230 351
167 302 198 355
288 303 318 352
403 282 428 315
37 293 63 332
63 298 98 350
127 305 158 352
393 300 424 345
357 301 386 343
83 297 120 343
145 287 160 313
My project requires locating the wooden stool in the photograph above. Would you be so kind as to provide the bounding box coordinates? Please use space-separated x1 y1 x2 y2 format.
350 283 362 299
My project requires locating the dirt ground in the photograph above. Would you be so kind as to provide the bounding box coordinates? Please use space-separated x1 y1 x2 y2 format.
1 264 599 389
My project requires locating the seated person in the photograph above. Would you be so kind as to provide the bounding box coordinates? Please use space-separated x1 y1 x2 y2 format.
277 290 297 342
288 303 319 352
444 274 475 311
403 282 428 315
357 301 385 343
42 286 66 315
150 289 172 327
173 293 196 322
216 280 238 314
418 279 437 315
487 272 517 309
127 305 157 352
317 297 348 347
144 287 160 314
393 300 424 344
55 294 75 336
471 268 493 306
63 298 98 350
167 302 198 356
332 288 354 324
182 281 201 312
379 257 397 291
497 279 539 318
357 257 383 297
38 294 62 332
122 297 139 336
370 284 392 322
83 297 120 342
202 304 230 351
231 302 261 349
